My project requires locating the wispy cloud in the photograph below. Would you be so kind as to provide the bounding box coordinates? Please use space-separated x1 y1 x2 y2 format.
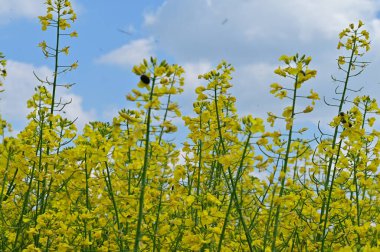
96 38 156 68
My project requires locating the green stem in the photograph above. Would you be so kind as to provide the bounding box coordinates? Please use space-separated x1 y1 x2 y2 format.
134 77 156 252
84 151 93 251
13 161 38 250
217 132 251 251
213 85 253 252
263 185 277 250
49 5 61 117
321 139 343 249
319 34 357 250
37 4 62 235
195 139 202 227
104 161 123 251
0 150 12 208
271 76 298 251
152 183 164 252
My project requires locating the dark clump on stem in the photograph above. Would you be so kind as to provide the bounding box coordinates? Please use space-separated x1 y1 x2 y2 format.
140 75 150 84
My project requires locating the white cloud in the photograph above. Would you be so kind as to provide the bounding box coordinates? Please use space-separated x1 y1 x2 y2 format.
59 93 97 131
143 12 158 26
238 0 377 41
0 60 96 131
232 63 277 117
0 0 80 25
0 61 50 120
370 19 380 54
101 106 120 122
240 63 276 84
97 38 156 68
143 2 167 26
174 61 212 116
141 0 380 131
182 61 212 92
143 0 380 63
0 0 45 22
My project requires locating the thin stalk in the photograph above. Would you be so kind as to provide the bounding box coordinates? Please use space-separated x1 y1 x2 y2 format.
34 110 48 247
213 85 253 251
49 4 61 117
151 72 177 249
350 104 368 247
318 34 357 249
195 139 202 227
84 151 93 251
13 161 38 250
104 161 123 251
2 167 18 203
250 154 281 233
271 76 298 251
157 70 177 144
0 150 12 208
152 183 164 252
39 127 64 216
134 77 156 252
352 159 362 247
15 103 45 249
321 139 343 249
217 132 251 251
195 109 203 227
38 3 62 230
263 185 277 250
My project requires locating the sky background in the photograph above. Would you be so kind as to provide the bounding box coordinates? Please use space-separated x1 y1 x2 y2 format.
1 0 380 140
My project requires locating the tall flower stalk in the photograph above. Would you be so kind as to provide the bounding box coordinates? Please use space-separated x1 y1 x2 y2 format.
317 21 370 250
266 54 318 251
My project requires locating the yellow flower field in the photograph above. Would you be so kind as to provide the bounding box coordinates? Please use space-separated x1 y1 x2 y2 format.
0 1 379 251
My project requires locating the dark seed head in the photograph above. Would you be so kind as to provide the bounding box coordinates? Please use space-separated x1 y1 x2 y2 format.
339 112 345 116
140 75 150 85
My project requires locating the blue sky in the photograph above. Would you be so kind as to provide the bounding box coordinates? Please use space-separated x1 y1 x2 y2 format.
1 0 380 136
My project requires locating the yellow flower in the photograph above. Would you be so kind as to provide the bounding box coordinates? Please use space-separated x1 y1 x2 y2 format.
338 56 345 65
185 195 195 205
61 46 70 55
267 112 276 127
275 90 287 99
270 82 283 94
70 31 78 37
245 116 265 133
274 67 287 77
282 106 293 118
60 19 71 30
303 105 314 113
307 89 320 100
208 195 222 206
137 81 149 88
71 61 78 69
